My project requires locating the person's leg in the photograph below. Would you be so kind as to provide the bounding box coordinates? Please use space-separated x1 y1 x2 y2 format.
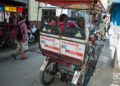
12 41 22 59
97 32 101 41
14 47 21 55
20 41 28 59
21 50 28 59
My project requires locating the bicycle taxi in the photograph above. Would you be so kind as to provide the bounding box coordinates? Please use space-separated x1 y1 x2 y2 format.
36 0 105 86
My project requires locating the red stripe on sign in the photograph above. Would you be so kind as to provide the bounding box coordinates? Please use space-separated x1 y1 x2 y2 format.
45 44 59 51
66 49 83 57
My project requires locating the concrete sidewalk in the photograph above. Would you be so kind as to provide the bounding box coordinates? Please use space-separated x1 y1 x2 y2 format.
89 39 120 86
0 43 40 61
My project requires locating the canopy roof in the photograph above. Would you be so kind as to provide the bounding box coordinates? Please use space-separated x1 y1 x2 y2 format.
36 0 105 12
36 0 97 5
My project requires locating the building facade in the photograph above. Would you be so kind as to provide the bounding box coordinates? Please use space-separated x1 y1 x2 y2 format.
0 0 28 49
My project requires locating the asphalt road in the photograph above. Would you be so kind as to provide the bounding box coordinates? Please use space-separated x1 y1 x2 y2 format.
0 48 69 86
0 39 115 86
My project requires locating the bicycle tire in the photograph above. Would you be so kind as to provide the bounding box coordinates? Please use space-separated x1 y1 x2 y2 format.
42 62 57 85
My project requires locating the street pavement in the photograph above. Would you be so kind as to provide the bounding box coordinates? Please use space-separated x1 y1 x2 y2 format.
0 39 119 86
88 38 120 86
0 44 68 86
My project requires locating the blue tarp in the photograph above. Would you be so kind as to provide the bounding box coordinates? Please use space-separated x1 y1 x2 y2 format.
111 3 120 26
112 0 120 3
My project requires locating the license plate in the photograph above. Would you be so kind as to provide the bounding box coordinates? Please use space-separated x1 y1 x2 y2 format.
40 60 48 71
72 71 81 85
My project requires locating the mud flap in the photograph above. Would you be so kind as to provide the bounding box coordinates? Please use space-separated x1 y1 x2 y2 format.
40 60 48 71
71 71 81 85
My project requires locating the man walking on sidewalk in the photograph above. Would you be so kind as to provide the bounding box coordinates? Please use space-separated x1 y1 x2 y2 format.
12 16 28 60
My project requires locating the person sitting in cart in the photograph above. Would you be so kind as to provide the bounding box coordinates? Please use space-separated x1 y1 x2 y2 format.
42 16 59 34
75 17 89 42
59 14 75 31
49 14 75 32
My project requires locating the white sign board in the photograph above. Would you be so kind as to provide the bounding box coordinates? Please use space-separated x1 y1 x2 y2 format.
61 40 85 61
40 36 60 53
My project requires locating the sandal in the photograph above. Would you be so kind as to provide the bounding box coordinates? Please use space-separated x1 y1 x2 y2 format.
11 54 16 60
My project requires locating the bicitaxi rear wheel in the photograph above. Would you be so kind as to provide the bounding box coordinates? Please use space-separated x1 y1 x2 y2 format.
40 62 58 85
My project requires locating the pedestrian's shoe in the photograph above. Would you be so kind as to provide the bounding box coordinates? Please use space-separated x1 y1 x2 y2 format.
21 57 28 60
11 54 16 60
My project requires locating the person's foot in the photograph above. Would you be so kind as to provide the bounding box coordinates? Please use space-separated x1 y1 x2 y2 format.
11 54 16 60
21 57 28 60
